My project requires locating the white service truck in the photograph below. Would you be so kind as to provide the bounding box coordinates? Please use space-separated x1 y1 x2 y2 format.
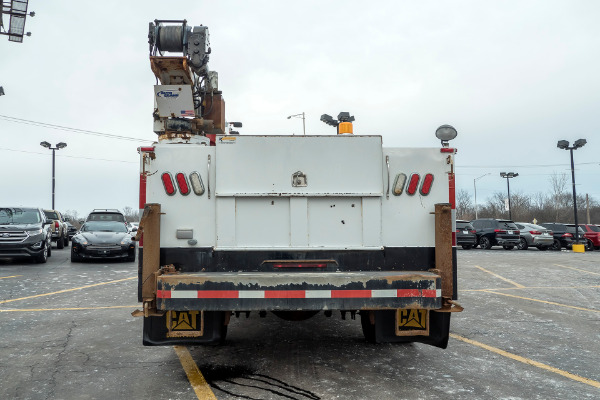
134 20 462 348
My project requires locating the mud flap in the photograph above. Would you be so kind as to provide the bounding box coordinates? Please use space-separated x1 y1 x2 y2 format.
362 310 450 349
143 310 228 346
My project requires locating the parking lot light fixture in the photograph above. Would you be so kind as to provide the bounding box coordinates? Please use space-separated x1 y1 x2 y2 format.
474 173 490 219
499 172 518 220
287 112 305 136
557 139 587 247
40 141 67 209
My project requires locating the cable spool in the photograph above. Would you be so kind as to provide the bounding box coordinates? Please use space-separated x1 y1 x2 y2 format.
157 26 186 52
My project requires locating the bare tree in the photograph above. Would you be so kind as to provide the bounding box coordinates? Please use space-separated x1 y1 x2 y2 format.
456 189 474 220
122 206 139 223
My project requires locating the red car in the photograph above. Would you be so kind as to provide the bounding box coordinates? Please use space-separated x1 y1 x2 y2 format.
580 224 600 250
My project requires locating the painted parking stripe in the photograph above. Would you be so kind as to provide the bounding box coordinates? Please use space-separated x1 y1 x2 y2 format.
475 265 525 288
450 333 600 388
174 346 218 400
554 264 600 276
481 290 600 313
0 275 22 280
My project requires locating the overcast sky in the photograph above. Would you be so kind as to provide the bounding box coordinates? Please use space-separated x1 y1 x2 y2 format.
1 1 598 218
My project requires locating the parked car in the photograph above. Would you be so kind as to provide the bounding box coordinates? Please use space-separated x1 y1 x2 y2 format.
539 223 578 250
470 218 520 250
514 222 554 251
456 220 477 249
65 222 78 239
71 220 136 262
127 222 139 233
86 209 126 223
579 224 600 250
43 209 69 249
0 207 52 263
566 224 595 251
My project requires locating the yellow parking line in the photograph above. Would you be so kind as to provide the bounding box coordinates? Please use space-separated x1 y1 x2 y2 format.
0 275 22 279
462 285 600 292
0 305 138 312
475 265 525 288
481 290 599 313
450 334 600 388
0 276 136 304
554 264 600 276
174 346 218 400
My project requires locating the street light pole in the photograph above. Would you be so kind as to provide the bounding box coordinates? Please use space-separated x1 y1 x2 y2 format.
499 172 519 220
474 173 490 219
558 139 587 245
40 141 67 209
287 112 305 136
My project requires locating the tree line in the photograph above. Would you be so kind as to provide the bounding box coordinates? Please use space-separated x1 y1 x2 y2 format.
456 173 600 224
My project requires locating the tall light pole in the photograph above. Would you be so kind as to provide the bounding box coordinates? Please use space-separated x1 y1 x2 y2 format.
474 173 490 219
287 112 305 136
499 172 518 220
40 141 67 209
557 139 587 245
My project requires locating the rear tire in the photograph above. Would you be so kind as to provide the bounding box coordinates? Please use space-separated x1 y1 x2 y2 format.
64 234 69 247
551 239 562 251
57 234 65 249
585 240 594 251
480 236 492 250
517 238 528 250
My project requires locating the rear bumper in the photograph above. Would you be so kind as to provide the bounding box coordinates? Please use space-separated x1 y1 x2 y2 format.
532 236 554 247
156 271 442 311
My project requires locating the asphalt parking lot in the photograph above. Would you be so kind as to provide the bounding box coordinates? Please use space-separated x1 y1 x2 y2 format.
0 246 598 399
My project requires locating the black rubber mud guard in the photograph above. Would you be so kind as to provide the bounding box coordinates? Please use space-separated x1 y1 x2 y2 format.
143 311 227 346
365 310 450 349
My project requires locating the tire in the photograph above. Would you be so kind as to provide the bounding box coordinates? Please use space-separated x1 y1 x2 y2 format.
517 238 528 250
47 238 52 257
126 253 136 262
35 243 48 263
461 245 472 250
64 234 69 247
479 236 492 250
57 233 65 249
585 240 594 251
550 239 561 251
503 245 514 250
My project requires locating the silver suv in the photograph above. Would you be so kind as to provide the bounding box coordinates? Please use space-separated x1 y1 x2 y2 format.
0 207 53 263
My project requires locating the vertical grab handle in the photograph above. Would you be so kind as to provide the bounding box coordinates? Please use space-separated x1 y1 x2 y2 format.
386 155 390 199
207 154 211 199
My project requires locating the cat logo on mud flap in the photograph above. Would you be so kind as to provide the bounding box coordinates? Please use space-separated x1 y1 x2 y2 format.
396 309 429 336
166 310 200 330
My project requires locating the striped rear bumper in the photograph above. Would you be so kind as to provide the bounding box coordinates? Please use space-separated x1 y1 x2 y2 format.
156 271 442 311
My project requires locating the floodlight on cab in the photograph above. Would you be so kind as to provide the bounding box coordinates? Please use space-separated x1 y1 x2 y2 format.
435 125 457 147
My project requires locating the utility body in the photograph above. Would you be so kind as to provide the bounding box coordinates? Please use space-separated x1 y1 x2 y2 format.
134 20 462 347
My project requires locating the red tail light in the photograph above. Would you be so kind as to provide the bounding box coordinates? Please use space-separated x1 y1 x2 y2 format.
407 174 420 195
420 173 434 195
562 233 573 238
272 263 327 268
494 229 506 233
470 230 476 234
54 221 59 229
175 173 190 195
514 230 520 234
161 172 176 195
529 230 541 235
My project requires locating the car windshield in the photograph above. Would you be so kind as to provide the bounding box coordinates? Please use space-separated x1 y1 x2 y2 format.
82 221 128 233
88 213 125 222
44 211 59 220
499 221 518 230
566 225 585 234
0 208 41 225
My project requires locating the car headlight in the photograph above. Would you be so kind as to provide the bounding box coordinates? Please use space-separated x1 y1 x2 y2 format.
28 228 43 236
74 237 88 245
121 238 132 245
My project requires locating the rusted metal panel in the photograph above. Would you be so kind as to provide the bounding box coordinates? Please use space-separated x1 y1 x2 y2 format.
150 56 193 85
433 203 463 312
141 203 161 301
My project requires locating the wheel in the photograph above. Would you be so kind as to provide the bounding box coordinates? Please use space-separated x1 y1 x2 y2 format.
537 246 548 251
35 243 48 263
479 236 492 250
46 238 52 257
585 240 594 251
57 233 65 249
461 245 472 250
503 245 514 250
550 239 561 251
64 234 69 247
70 247 81 263
517 238 528 250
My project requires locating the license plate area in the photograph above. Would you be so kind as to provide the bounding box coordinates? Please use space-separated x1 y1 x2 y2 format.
396 309 429 336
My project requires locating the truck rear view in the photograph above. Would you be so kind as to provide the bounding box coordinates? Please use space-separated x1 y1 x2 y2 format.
134 20 462 348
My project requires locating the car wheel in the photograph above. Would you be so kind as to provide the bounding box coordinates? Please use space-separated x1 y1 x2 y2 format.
57 233 65 249
46 238 52 257
517 238 528 250
583 240 593 251
461 245 472 250
479 236 492 250
503 245 514 250
537 246 548 251
35 244 48 263
126 253 136 262
550 239 561 251
64 234 69 247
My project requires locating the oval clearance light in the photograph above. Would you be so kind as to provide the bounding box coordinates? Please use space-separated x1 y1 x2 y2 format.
189 172 205 195
392 173 407 196
406 173 420 195
420 173 434 195
176 172 190 195
161 172 176 195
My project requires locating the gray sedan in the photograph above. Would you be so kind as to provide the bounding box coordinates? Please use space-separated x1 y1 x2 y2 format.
515 222 554 250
